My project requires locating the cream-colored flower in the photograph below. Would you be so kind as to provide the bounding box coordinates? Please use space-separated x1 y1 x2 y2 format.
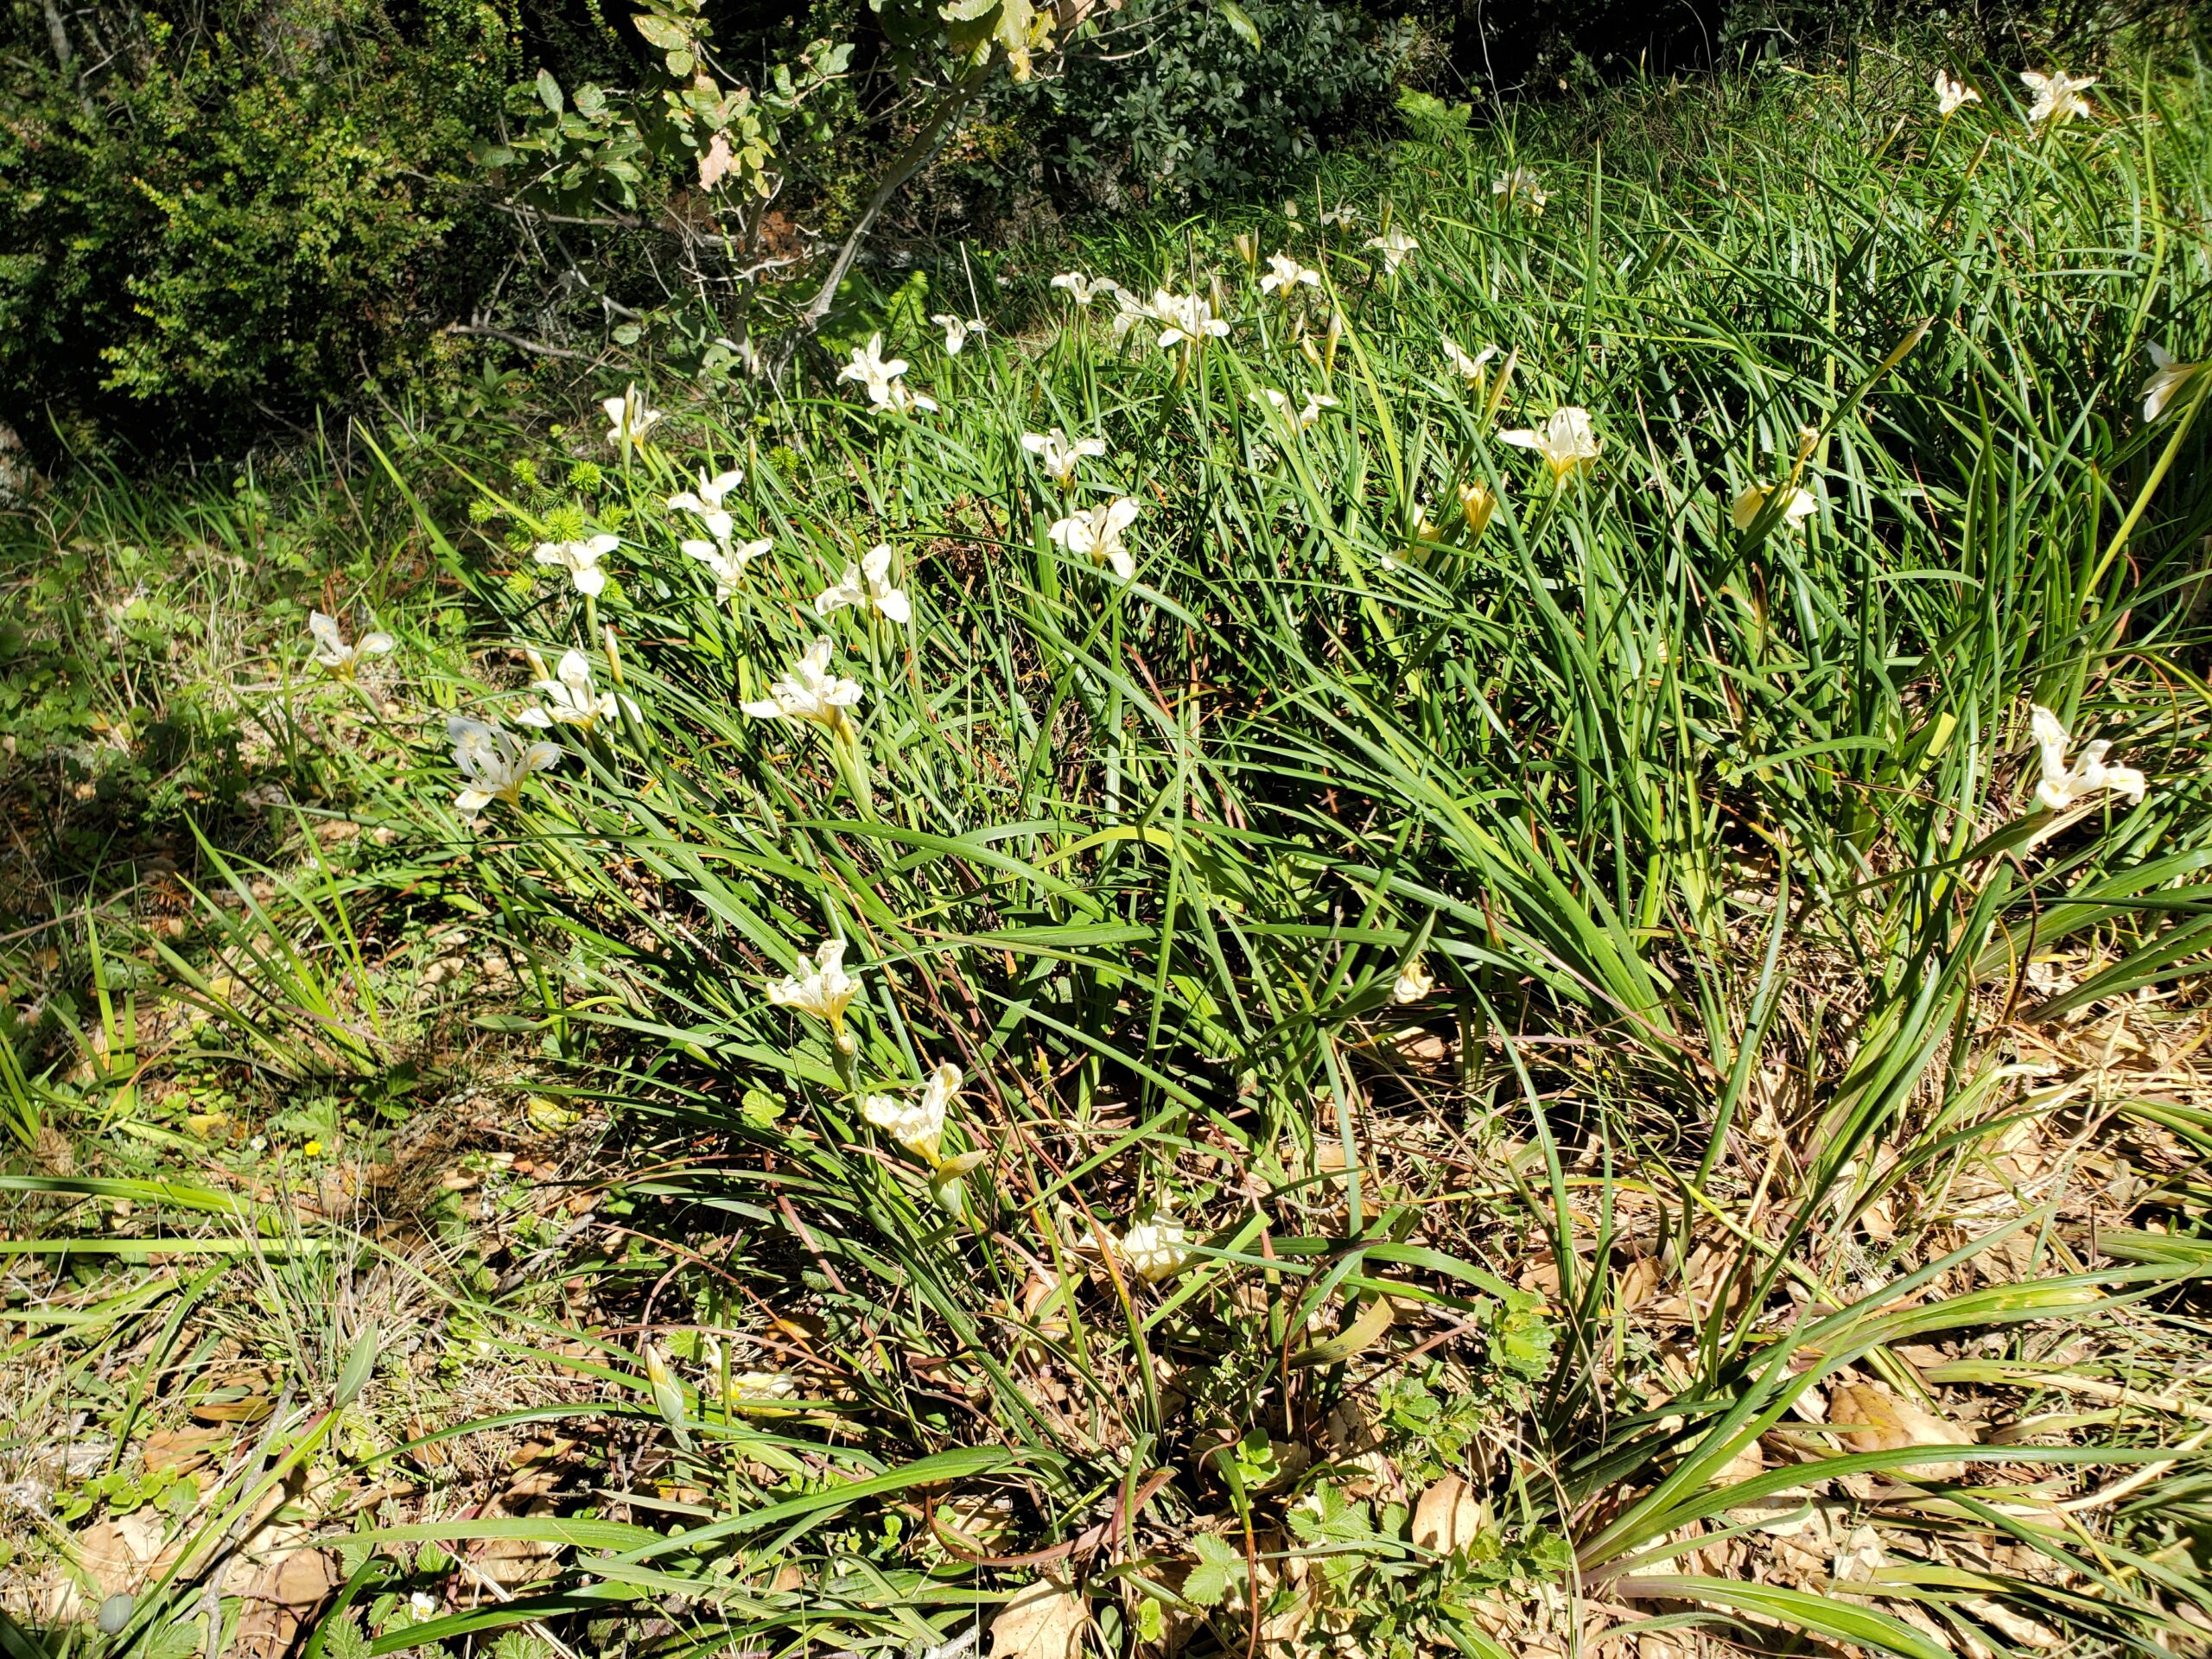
601 384 662 450
1298 391 1339 430
1152 289 1230 350
1260 253 1322 296
741 638 864 730
448 716 562 817
1047 496 1141 581
1729 483 1818 532
669 467 744 545
1052 271 1120 307
1319 202 1360 230
766 937 861 1032
1022 428 1108 488
2021 69 2094 127
724 1370 801 1406
1109 287 1155 347
308 611 393 677
1500 407 1601 483
1933 71 1980 118
861 1060 960 1163
1112 1217 1193 1283
1364 229 1419 273
814 544 912 625
1255 388 1334 431
2031 704 2146 811
1491 168 1548 212
1441 336 1498 387
2141 343 2202 423
1456 479 1497 537
533 533 620 597
931 313 986 355
684 537 772 601
1393 958 1434 1003
517 649 639 731
840 334 939 413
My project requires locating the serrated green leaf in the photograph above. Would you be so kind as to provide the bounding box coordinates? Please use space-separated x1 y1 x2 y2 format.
1181 1532 1247 1607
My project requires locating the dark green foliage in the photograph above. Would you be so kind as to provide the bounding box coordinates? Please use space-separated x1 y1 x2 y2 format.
0 0 518 443
1023 0 1415 206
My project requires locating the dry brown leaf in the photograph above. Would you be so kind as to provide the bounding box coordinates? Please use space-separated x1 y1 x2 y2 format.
1410 1474 1484 1553
698 131 736 191
1707 1438 1764 1488
991 1577 1089 1659
141 1424 228 1475
236 1547 334 1657
1828 1381 1974 1479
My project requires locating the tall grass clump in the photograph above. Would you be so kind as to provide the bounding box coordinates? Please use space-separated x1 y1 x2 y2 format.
59 52 2212 1659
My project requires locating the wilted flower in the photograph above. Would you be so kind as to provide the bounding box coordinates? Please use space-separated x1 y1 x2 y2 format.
841 334 939 413
1933 70 1980 118
2031 704 2146 811
1393 958 1435 1003
534 534 620 597
862 1060 960 1164
1491 168 1548 212
1260 253 1322 296
1501 407 1601 484
601 384 662 451
308 611 393 678
684 537 772 601
2021 69 2094 127
1151 289 1230 350
814 544 912 625
1364 229 1419 273
1111 1217 1193 1283
766 937 862 1036
2141 343 2203 423
1231 231 1261 270
448 716 562 817
1052 271 1120 307
741 638 863 731
1022 428 1107 489
931 313 986 355
1456 479 1497 537
517 649 639 731
1441 336 1498 387
1729 483 1818 532
1047 497 1141 581
669 467 745 544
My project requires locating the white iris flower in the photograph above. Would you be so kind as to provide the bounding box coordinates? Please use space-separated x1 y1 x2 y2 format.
601 384 662 451
2141 343 2202 423
2021 69 2094 127
308 611 393 678
1729 483 1818 532
533 534 620 597
741 638 863 731
1364 229 1419 273
1933 71 1980 118
684 537 772 601
2031 704 2146 812
448 716 562 817
862 1060 961 1164
1501 407 1601 483
1259 253 1322 296
669 467 745 545
931 313 986 354
1047 497 1141 581
766 937 861 1033
840 334 939 413
1021 428 1108 488
517 649 639 731
814 544 912 625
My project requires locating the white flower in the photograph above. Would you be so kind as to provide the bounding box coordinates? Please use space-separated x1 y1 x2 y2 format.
2141 343 2202 423
668 467 745 544
1393 958 1435 1004
448 717 562 817
1051 271 1120 307
1729 483 1818 532
684 537 772 601
1491 168 1548 212
533 534 620 598
1111 1217 1192 1283
409 1592 440 1620
931 313 986 354
724 1370 801 1406
1047 496 1141 581
1109 287 1155 346
2031 704 2146 812
2021 70 2094 128
308 611 393 677
741 637 863 730
814 544 912 625
840 334 938 412
1021 428 1108 488
1933 71 1980 118
1500 407 1601 483
1319 202 1360 229
766 937 861 1033
516 649 639 731
1364 229 1418 273
601 384 662 450
1252 389 1337 432
1151 289 1230 350
1440 336 1498 386
1259 253 1322 296
861 1060 960 1163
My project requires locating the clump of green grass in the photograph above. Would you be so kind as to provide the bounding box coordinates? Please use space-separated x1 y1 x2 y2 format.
10 46 2212 1659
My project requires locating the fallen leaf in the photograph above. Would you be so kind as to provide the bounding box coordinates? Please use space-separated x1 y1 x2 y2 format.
141 1425 228 1475
991 1577 1088 1659
1410 1474 1484 1553
1828 1381 1974 1479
